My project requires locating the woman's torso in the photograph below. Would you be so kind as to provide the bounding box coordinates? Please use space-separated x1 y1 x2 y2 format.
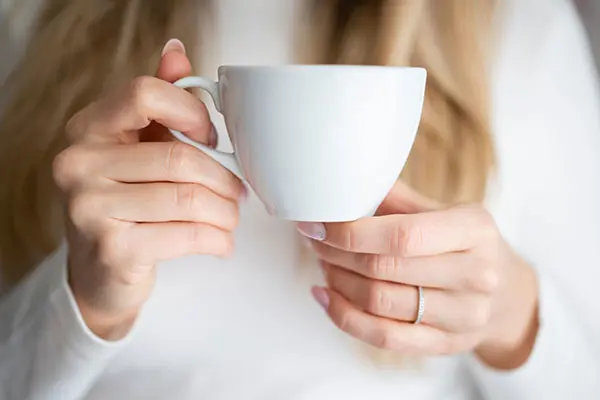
87 1 480 398
1 0 594 398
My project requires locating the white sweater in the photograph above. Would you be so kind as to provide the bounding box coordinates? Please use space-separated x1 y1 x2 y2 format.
575 0 600 66
1 0 600 399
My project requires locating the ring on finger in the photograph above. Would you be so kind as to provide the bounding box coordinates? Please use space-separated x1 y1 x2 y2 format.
413 286 425 325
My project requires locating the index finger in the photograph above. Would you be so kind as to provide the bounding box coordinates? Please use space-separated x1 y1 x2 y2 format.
299 206 493 256
66 76 210 145
142 40 195 142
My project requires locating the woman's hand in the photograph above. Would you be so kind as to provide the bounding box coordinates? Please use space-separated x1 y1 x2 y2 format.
52 40 245 340
300 182 539 369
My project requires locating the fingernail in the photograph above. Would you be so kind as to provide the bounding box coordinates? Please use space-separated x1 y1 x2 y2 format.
297 222 326 241
208 123 218 148
311 286 330 310
162 38 186 56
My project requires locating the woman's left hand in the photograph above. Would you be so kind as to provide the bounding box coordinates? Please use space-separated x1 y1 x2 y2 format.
299 182 539 369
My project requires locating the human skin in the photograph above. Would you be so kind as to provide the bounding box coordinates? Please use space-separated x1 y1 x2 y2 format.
301 181 538 370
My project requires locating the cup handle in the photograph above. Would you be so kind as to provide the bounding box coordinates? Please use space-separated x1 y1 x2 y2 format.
169 76 244 180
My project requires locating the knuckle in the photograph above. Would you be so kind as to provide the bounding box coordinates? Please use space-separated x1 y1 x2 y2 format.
372 328 398 350
399 222 423 256
67 190 104 229
52 146 91 189
341 225 362 251
129 76 155 101
96 229 128 268
366 282 393 315
64 110 87 143
165 141 195 177
188 223 204 247
468 265 500 293
175 183 201 213
119 267 153 287
471 303 492 328
175 185 239 231
128 76 156 120
475 208 498 239
462 301 491 330
366 254 401 279
366 254 384 278
388 223 406 255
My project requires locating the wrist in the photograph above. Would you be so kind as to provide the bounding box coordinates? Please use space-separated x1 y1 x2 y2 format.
68 272 141 341
476 261 539 370
76 299 139 341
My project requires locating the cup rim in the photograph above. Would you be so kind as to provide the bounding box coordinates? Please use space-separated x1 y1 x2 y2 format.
218 64 426 74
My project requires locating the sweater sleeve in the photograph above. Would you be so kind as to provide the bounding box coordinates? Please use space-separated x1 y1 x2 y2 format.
469 0 600 398
0 245 135 400
0 4 132 398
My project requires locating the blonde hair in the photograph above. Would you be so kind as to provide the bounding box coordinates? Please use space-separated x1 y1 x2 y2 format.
0 0 495 286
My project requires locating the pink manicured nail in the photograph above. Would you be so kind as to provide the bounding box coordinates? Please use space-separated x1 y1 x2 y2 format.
297 222 326 241
161 38 186 56
311 286 330 310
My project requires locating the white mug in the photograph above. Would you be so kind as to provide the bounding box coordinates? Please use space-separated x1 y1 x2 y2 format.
170 65 427 222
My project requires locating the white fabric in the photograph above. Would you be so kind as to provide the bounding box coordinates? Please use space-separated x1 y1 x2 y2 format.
1 0 600 399
575 0 600 67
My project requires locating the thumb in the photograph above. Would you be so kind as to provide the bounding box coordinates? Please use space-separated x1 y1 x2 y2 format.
156 38 192 82
377 180 442 215
143 39 215 144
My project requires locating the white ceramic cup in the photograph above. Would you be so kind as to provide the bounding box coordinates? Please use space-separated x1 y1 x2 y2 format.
170 65 426 222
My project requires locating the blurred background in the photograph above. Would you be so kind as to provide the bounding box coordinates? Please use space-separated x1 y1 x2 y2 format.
0 1 599 84
576 0 600 69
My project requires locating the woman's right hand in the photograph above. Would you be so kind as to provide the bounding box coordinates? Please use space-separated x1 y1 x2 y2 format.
52 41 245 340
